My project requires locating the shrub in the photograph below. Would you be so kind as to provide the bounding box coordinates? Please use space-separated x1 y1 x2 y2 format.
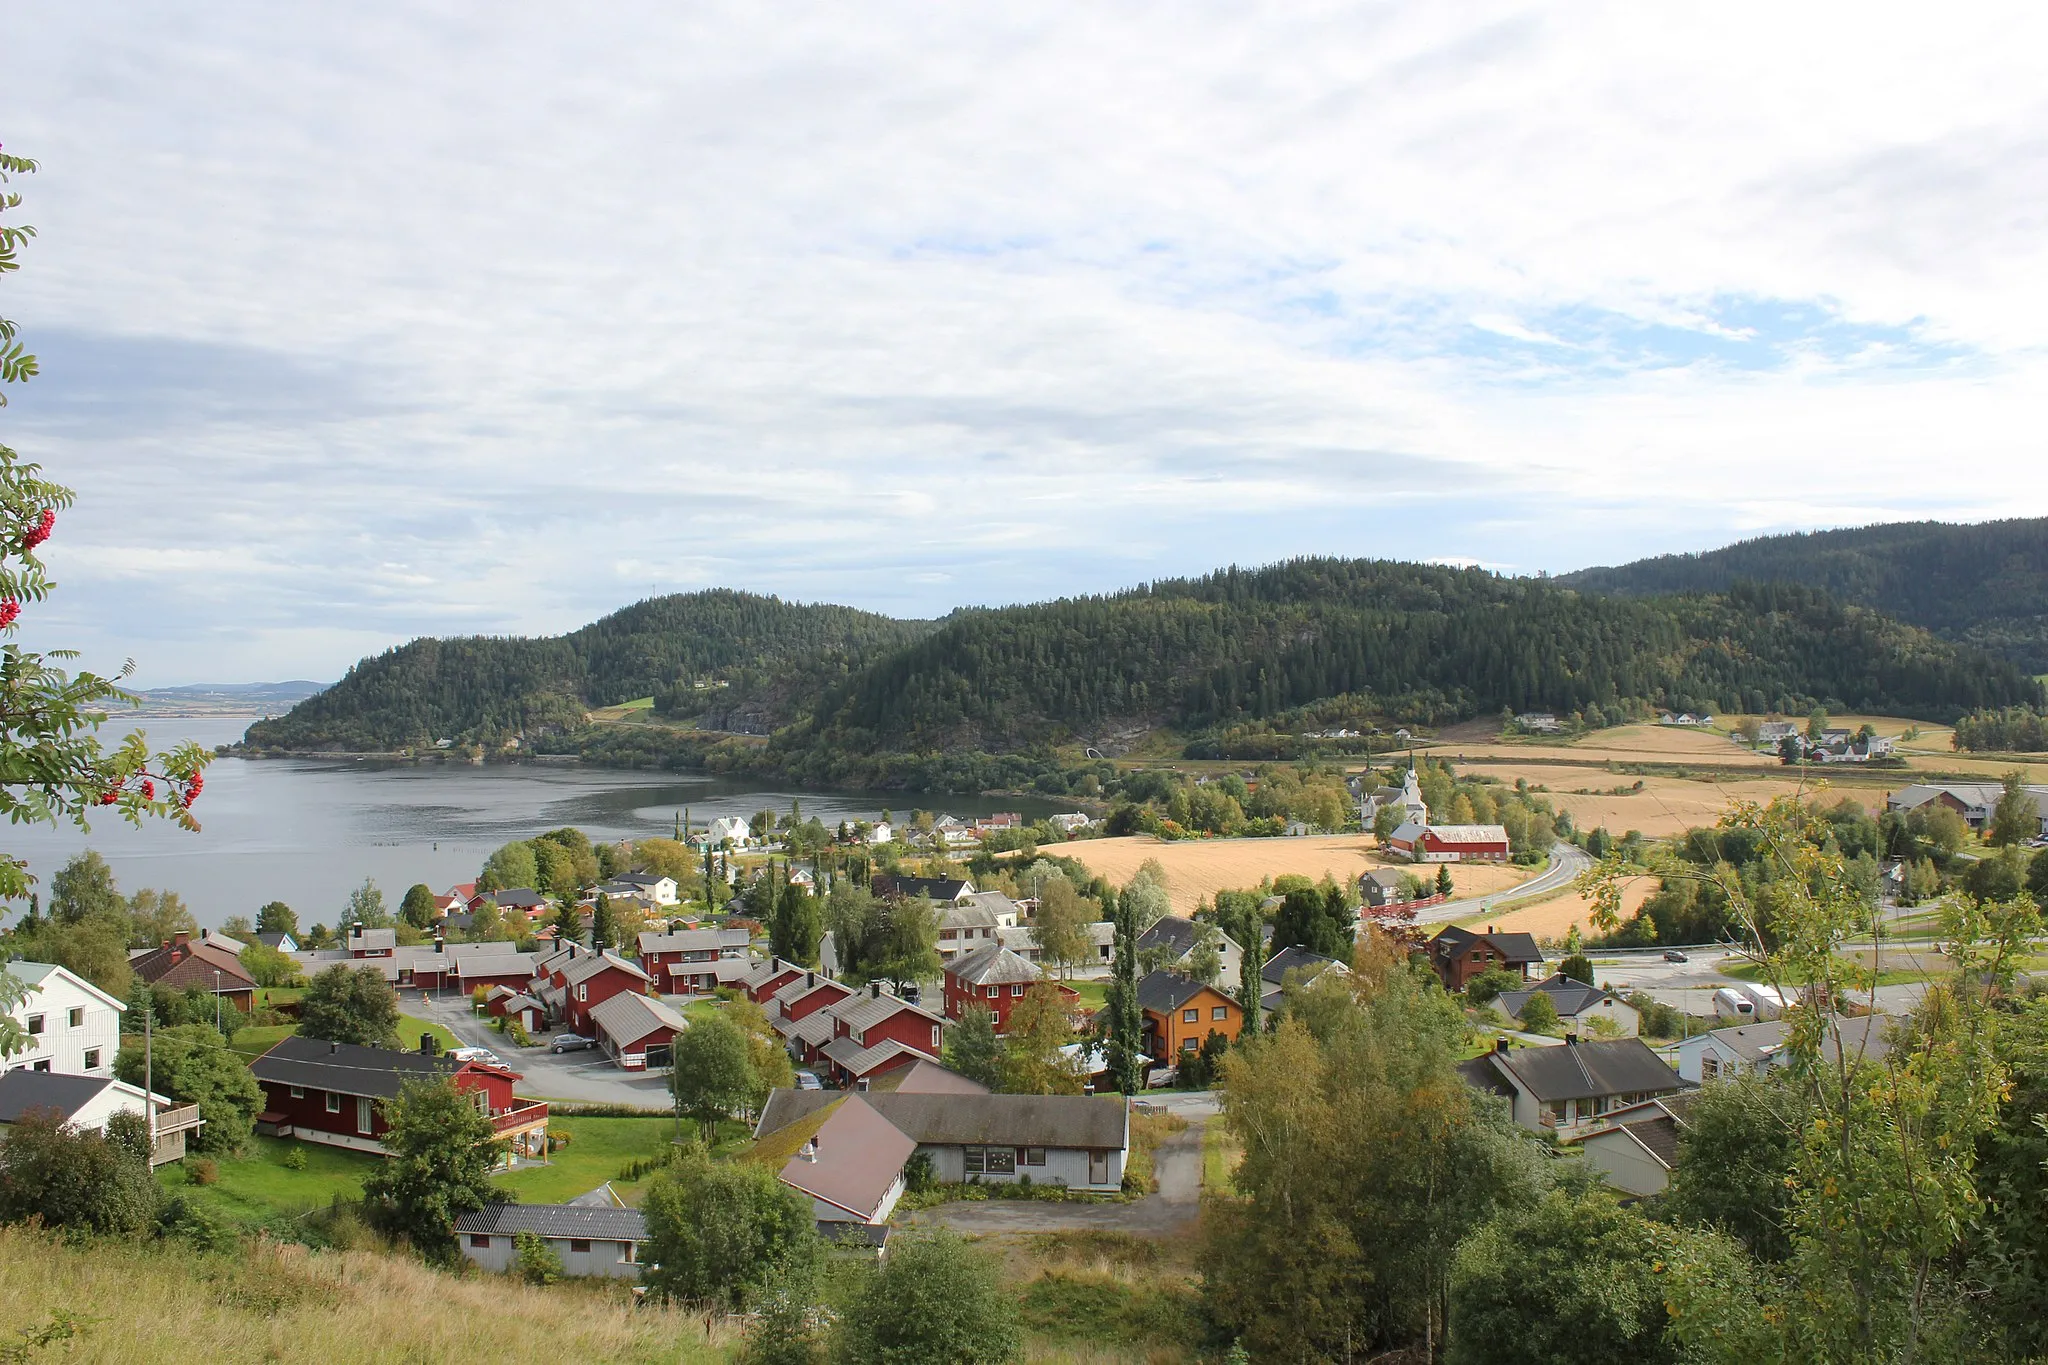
282 1146 308 1171
1516 992 1561 1036
903 1152 937 1194
1465 968 1522 1007
188 1158 219 1186
0 1112 161 1236
833 1231 1020 1364
514 1228 564 1285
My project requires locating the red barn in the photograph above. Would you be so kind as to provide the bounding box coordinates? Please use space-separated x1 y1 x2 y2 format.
1389 822 1511 863
942 944 1078 1033
249 1035 548 1160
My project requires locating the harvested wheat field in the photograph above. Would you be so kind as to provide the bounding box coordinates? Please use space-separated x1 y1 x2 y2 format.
1484 874 1658 943
1456 766 1820 839
1419 722 1781 770
1063 835 1533 913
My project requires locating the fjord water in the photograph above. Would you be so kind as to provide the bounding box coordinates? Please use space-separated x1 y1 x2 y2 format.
1 717 1057 930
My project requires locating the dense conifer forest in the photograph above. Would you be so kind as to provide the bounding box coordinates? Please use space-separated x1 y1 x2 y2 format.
247 558 2041 764
1561 516 2048 671
242 590 929 751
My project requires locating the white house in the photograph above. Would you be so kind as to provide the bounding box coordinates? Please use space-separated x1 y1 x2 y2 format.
0 1069 203 1166
1498 974 1641 1038
1048 813 1094 834
702 815 752 847
3 962 124 1078
867 821 895 845
609 873 678 905
454 1203 647 1279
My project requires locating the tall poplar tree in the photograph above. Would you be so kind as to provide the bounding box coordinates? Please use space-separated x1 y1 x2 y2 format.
1106 888 1144 1094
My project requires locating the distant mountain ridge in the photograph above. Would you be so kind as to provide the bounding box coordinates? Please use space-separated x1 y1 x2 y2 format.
1560 518 2048 673
129 680 329 717
245 554 2044 765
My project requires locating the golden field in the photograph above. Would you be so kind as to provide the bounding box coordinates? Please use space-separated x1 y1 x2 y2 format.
1482 874 1658 941
1062 834 1535 913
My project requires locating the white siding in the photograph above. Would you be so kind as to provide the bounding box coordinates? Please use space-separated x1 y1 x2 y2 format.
917 1143 1124 1192
5 967 123 1078
459 1232 641 1279
1579 1129 1671 1197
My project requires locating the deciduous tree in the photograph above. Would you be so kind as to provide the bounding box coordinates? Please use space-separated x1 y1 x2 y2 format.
670 1013 755 1140
361 1078 502 1263
399 883 438 930
298 964 401 1047
833 1231 1020 1365
943 1003 1004 1090
642 1146 814 1308
114 1023 263 1154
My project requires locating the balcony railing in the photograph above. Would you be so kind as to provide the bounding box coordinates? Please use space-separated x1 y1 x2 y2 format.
490 1100 549 1133
153 1103 202 1133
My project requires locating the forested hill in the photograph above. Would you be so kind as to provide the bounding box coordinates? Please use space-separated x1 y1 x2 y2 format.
242 591 930 751
768 559 2043 768
1560 518 2048 672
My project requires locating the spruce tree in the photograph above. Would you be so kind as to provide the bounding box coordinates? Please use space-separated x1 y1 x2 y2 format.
589 893 619 953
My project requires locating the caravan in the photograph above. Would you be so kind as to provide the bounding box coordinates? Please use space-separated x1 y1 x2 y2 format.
1713 983 1787 1023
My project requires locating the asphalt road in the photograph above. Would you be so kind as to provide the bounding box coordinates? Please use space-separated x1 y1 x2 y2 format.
1413 841 1595 926
408 990 674 1109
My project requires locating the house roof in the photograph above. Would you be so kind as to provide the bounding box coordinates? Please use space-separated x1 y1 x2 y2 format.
347 928 398 952
943 943 1043 987
613 872 673 888
775 1095 918 1221
1136 915 1239 962
743 958 806 991
772 974 852 1012
453 1202 647 1242
248 1034 504 1099
832 989 947 1035
1499 973 1621 1019
1699 1019 1791 1064
871 875 972 903
495 888 549 909
1360 868 1406 891
1429 925 1544 965
819 1035 936 1080
129 939 256 992
588 991 690 1048
935 902 1000 932
1422 824 1510 845
0 1070 112 1124
959 891 1020 919
1136 970 1227 1015
1261 946 1343 988
1474 1038 1682 1103
864 1059 988 1095
559 951 651 989
254 932 296 950
7 961 126 1012
758 1088 1127 1151
445 944 536 977
636 928 747 956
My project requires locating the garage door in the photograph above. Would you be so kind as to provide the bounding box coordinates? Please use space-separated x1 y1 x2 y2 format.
645 1043 672 1070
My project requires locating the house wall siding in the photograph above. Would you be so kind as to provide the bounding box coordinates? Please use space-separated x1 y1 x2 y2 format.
459 1232 641 1279
6 975 122 1078
1580 1132 1670 1197
917 1142 1124 1192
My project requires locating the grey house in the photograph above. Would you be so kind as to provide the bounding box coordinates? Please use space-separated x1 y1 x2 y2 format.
454 1202 647 1279
1457 1036 1683 1133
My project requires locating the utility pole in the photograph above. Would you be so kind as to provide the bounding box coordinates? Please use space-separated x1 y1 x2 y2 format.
213 970 222 1036
144 1006 156 1157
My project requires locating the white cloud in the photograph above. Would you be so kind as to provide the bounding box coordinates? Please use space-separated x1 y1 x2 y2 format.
0 2 2044 682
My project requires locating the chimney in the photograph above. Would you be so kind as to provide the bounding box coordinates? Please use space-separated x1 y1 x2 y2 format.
1486 925 1495 935
1564 1034 1579 1047
419 1034 434 1055
1493 1038 1508 1054
806 971 816 989
856 1077 870 1092
800 1138 818 1163
870 982 881 1000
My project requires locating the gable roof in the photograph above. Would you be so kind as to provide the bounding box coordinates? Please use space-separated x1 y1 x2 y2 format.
1261 946 1343 988
774 1094 917 1221
832 988 948 1035
248 1034 500 1099
0 1070 112 1124
871 875 973 903
453 1202 647 1242
935 902 1000 932
588 991 690 1048
1136 915 1233 961
819 1035 937 1081
347 928 398 952
129 939 255 992
1499 973 1622 1019
1474 1038 1682 1103
636 928 747 956
6 961 127 1012
943 943 1043 987
1428 925 1543 965
757 1088 1127 1151
1136 970 1228 1015
558 951 652 989
864 1059 988 1095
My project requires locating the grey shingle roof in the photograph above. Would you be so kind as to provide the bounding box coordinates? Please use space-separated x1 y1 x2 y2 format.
1261 946 1342 988
559 951 650 989
1484 1038 1681 1103
249 1034 477 1099
1499 973 1617 1019
1136 970 1224 1014
832 990 946 1035
1429 925 1544 965
0 1070 111 1124
452 1203 647 1241
944 944 1042 987
588 991 689 1048
756 1088 1127 1150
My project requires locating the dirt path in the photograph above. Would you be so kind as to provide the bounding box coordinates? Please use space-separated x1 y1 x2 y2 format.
907 1118 1207 1236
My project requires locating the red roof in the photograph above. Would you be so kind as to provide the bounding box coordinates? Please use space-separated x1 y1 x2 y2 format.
131 937 255 992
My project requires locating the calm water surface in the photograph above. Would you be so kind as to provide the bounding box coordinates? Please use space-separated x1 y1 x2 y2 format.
1 717 1059 930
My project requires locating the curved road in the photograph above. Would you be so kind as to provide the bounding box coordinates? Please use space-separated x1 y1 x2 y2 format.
1411 841 1593 926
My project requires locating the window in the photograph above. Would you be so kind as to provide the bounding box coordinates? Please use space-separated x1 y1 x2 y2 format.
620 1241 636 1264
931 1024 942 1049
1701 1055 1720 1080
31 1059 49 1072
290 1085 305 1099
66 1007 83 1029
326 1092 342 1113
1022 1147 1046 1166
1181 1008 1198 1024
985 985 999 999
568 1238 591 1254
469 1234 491 1249
576 984 587 1001
1011 984 1024 997
82 1048 100 1071
25 1015 42 1037
357 1096 373 1134
964 1146 986 1174
983 1147 1015 1175
1182 1037 1199 1052
1211 1005 1228 1020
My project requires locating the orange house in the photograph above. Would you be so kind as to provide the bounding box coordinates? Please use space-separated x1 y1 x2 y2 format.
1136 972 1244 1060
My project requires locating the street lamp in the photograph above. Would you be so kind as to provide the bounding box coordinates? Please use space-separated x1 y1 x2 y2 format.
213 970 221 1035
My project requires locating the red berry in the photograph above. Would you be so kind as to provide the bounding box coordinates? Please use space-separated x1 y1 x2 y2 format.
97 790 117 806
189 772 204 794
21 509 54 551
0 600 17 628
141 780 155 800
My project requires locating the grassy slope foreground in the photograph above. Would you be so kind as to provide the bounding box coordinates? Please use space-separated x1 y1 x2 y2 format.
1560 516 2048 672
0 1225 725 1365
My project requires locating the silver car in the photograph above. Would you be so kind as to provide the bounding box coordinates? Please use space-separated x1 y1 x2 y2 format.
549 1033 596 1054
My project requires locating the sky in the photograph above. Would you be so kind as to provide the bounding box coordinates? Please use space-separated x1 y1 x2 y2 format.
3 3 2046 686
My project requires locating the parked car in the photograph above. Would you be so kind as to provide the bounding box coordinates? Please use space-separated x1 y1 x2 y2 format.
794 1071 824 1091
1662 950 1689 963
448 1046 503 1066
548 1033 596 1054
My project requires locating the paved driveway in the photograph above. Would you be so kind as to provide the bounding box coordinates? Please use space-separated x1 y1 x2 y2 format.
1413 842 1594 926
908 1112 1208 1236
408 991 674 1109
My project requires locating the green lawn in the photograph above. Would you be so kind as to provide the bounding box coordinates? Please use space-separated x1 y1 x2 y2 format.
160 1135 379 1226
228 1023 296 1061
1200 1122 1238 1194
1065 980 1109 1011
398 1012 459 1053
1722 959 1935 989
492 1116 686 1205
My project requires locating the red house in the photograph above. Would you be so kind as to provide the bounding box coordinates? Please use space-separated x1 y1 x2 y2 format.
815 983 949 1087
742 957 808 1005
636 928 753 995
588 991 690 1070
249 1035 548 1159
1389 822 1511 863
130 934 256 1013
1425 925 1546 992
445 943 541 995
942 944 1078 1032
548 950 653 1034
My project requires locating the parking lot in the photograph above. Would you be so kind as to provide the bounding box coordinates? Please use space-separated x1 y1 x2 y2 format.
408 991 675 1109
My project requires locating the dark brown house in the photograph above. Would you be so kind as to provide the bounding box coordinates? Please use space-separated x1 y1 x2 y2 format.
1425 925 1543 992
